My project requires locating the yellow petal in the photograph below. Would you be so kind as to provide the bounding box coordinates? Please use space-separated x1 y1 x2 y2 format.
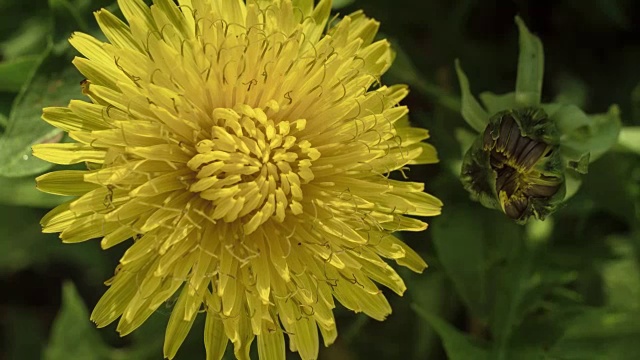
257 321 285 360
204 308 229 360
36 170 99 196
164 287 198 359
32 143 105 165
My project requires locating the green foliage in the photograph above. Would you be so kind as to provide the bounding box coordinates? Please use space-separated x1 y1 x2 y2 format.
0 0 99 178
1 0 640 359
44 282 111 360
413 305 489 360
431 205 489 318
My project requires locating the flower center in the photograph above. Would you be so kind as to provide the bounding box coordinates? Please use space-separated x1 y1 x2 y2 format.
186 104 320 234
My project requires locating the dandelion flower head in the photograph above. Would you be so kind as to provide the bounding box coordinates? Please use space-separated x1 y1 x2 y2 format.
34 0 442 358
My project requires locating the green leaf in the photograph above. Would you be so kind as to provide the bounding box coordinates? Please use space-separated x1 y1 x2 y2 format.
0 203 112 282
488 238 580 360
478 91 515 115
0 48 81 177
602 237 640 310
618 126 640 154
0 16 51 60
563 105 621 162
548 309 640 360
454 127 477 155
594 0 630 29
0 112 7 130
48 0 91 53
413 304 489 360
0 174 70 208
431 205 488 318
551 104 592 137
0 0 109 177
563 169 583 199
489 247 535 360
408 273 453 359
44 282 111 360
0 205 55 274
487 236 576 358
514 16 544 107
455 59 489 132
553 74 588 108
3 307 48 360
117 311 169 360
0 56 40 93
552 104 622 163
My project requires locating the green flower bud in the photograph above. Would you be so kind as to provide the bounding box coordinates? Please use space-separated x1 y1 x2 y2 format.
454 16 620 224
461 108 565 223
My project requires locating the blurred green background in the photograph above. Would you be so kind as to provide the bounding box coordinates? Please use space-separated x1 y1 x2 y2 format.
1 0 639 359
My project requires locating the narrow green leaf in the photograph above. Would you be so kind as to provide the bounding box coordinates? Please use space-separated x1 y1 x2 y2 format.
455 59 489 132
413 304 489 360
514 16 544 107
44 282 111 360
432 206 488 318
0 56 40 93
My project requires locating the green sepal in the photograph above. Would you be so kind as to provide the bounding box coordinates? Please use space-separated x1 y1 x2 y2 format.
455 59 489 133
479 91 515 115
461 135 501 211
515 16 544 107
617 126 640 154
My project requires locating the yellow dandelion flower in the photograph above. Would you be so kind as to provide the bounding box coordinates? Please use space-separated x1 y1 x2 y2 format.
34 0 442 359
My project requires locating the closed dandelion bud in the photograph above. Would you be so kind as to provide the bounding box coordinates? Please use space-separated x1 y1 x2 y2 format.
461 108 565 223
455 16 620 224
